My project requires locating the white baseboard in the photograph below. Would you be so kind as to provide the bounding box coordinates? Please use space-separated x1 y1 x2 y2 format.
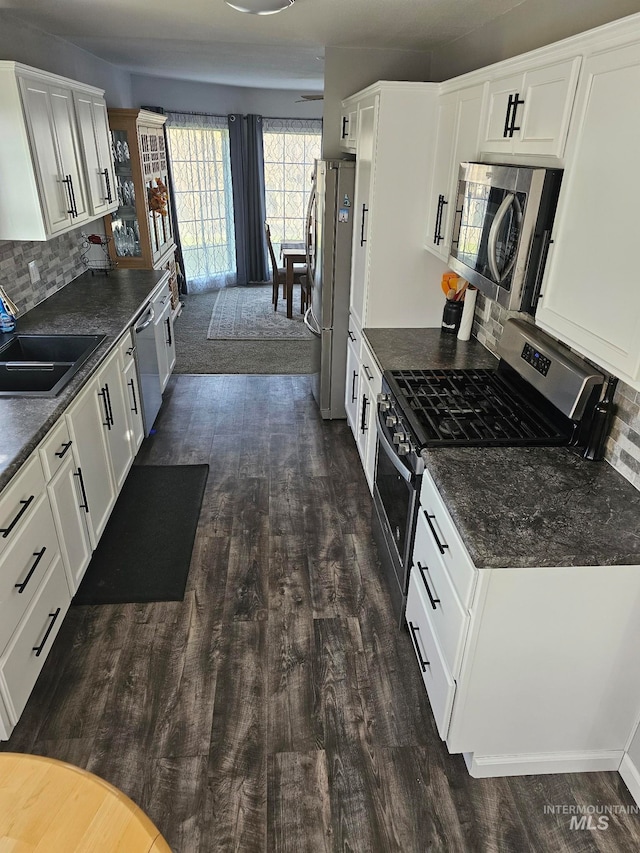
463 750 623 778
620 754 640 807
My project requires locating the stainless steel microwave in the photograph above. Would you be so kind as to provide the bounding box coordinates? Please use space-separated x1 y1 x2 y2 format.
448 162 562 315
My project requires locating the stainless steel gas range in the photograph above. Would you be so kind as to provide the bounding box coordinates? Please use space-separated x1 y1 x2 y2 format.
371 319 606 623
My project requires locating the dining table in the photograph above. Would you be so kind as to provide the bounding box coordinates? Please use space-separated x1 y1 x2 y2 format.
280 246 307 320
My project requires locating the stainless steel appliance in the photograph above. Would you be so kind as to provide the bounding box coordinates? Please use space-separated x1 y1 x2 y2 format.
372 319 605 622
303 159 356 418
134 305 162 435
448 162 562 315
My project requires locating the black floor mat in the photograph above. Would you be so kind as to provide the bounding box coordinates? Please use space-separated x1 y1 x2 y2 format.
72 464 208 605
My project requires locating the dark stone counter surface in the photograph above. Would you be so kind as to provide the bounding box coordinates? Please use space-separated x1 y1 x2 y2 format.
0 269 166 491
363 327 640 570
363 327 499 372
423 446 640 568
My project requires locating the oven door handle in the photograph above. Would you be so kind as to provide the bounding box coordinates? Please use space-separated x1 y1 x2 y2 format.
487 192 522 283
375 408 421 481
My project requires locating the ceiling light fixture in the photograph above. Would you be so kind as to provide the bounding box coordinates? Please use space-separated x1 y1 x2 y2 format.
224 0 295 14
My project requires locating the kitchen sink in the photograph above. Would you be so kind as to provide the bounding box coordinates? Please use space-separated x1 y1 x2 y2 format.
0 334 106 397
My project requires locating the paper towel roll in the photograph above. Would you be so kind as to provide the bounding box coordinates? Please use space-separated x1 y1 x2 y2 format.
456 287 477 342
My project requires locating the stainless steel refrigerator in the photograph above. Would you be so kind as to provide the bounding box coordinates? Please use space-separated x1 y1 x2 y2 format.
303 159 356 419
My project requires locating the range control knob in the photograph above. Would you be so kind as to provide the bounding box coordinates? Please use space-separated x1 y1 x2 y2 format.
386 415 397 427
379 400 391 412
397 442 411 456
377 393 389 404
393 432 407 444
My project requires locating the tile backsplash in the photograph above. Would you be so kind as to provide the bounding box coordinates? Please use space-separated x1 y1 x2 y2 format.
0 226 87 316
472 293 640 490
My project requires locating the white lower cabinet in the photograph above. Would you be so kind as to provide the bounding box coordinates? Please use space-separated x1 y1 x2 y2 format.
123 356 145 453
47 455 92 595
407 469 640 778
356 340 382 492
345 332 360 436
0 554 70 725
154 296 175 393
96 346 134 492
66 375 115 548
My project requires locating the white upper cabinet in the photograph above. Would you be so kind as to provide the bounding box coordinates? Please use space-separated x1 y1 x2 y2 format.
74 92 117 217
0 62 116 241
480 57 581 159
426 83 485 263
535 40 640 386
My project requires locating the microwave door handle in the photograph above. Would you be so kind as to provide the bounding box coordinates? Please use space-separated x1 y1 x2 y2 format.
487 192 516 282
498 194 523 283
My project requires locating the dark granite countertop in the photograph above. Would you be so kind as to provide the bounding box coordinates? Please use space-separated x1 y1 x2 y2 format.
363 327 498 372
423 446 640 569
0 269 167 491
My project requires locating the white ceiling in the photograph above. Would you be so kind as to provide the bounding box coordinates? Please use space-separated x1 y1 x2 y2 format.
0 0 529 90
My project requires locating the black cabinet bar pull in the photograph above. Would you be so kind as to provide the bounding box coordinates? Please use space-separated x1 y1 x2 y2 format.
74 468 90 513
67 175 78 217
98 387 112 429
32 608 61 658
347 330 356 342
503 94 515 138
15 547 47 594
363 364 373 382
128 378 139 414
408 621 430 673
416 561 440 610
424 511 449 554
1 495 35 538
54 440 73 459
435 195 448 246
351 370 358 403
104 383 114 427
360 394 369 434
360 204 368 247
341 116 349 139
509 93 525 137
166 316 172 347
433 195 442 244
61 175 74 216
102 168 113 203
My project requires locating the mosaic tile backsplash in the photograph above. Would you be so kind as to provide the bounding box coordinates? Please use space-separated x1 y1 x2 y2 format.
472 293 640 490
0 226 87 316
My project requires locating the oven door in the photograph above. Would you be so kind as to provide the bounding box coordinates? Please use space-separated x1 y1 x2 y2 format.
372 408 422 622
448 163 543 311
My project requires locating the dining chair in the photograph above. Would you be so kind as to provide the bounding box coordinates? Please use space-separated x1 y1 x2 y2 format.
264 221 307 312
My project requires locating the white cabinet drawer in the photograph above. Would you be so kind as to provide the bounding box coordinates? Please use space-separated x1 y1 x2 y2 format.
0 494 59 651
411 512 469 676
0 554 70 724
406 568 456 740
419 471 476 608
0 454 46 561
117 328 136 368
39 417 74 482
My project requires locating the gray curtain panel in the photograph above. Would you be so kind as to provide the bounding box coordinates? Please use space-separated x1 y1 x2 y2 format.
228 113 268 285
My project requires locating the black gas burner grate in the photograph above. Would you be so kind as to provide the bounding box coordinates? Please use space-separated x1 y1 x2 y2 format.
386 368 570 447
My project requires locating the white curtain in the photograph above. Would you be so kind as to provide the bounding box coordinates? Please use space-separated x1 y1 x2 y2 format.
166 112 237 292
262 117 322 259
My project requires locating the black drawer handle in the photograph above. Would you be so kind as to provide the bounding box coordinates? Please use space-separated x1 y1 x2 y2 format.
1 495 35 538
15 547 47 594
74 468 90 513
351 370 358 404
424 511 448 555
128 378 139 414
98 388 111 430
360 394 369 434
416 562 440 610
408 621 430 673
32 608 61 657
54 440 73 459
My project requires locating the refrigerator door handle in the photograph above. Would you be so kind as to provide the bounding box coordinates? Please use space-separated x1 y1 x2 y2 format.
304 307 322 338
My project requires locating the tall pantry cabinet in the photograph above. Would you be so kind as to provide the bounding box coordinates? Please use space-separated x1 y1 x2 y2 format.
103 109 179 313
344 82 449 334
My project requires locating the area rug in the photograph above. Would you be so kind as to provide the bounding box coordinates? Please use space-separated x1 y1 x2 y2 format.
207 284 314 340
72 465 209 605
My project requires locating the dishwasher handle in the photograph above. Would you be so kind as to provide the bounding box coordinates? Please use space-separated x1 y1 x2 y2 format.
135 306 155 333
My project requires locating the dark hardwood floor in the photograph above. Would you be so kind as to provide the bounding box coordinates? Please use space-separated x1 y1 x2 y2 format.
3 374 640 852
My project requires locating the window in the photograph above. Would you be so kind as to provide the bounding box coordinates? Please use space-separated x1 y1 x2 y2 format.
166 113 236 291
262 118 322 257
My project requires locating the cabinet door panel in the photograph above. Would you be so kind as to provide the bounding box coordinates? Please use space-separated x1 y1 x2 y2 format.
516 58 581 156
349 101 376 328
536 43 640 382
99 355 134 492
426 94 457 261
49 86 88 223
345 338 360 437
483 73 521 153
74 93 114 216
19 79 69 234
66 379 115 548
48 455 92 594
123 358 145 453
